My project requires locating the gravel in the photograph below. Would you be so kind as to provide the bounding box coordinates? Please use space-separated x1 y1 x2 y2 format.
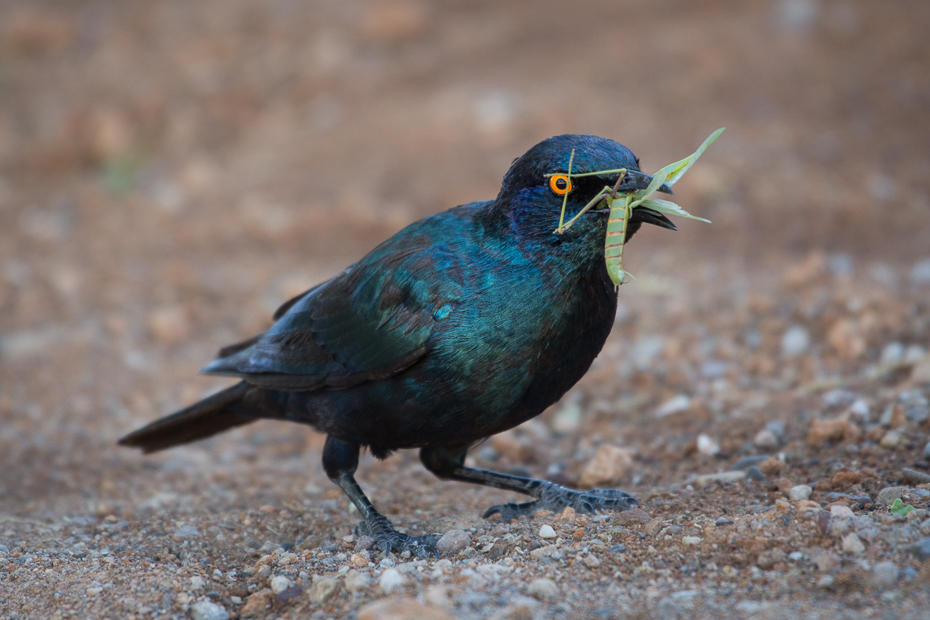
3 5 930 618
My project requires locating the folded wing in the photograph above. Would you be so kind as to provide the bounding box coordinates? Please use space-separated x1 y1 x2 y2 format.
202 236 464 391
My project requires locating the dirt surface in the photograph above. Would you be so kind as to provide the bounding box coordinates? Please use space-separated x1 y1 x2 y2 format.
2 1 930 618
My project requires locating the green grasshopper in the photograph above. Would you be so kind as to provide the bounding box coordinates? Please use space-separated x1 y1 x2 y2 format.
552 128 724 287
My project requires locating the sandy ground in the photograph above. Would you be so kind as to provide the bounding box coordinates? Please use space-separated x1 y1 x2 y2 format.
2 1 930 618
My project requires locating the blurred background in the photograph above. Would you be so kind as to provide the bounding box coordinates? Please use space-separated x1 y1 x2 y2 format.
1 0 929 520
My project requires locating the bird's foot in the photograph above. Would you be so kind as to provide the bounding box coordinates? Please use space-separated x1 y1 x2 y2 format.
483 482 638 522
355 515 441 559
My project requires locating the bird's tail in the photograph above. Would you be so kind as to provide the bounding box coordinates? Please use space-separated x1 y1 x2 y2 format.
118 381 255 453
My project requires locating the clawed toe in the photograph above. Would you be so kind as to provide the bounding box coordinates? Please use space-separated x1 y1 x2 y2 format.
484 484 639 522
355 520 441 558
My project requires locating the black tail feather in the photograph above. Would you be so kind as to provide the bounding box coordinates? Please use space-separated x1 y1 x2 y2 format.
118 382 255 453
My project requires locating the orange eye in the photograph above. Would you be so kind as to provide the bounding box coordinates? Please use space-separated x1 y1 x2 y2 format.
549 174 572 195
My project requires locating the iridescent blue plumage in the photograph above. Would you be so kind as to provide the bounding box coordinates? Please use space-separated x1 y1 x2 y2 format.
120 134 677 557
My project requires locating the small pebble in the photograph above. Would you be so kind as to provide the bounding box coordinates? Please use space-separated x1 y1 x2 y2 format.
870 561 899 587
697 434 721 456
880 404 904 428
694 470 746 488
744 466 766 481
823 389 857 409
849 398 870 418
753 429 779 449
173 524 199 539
900 390 930 423
270 575 291 595
905 405 929 424
527 578 559 600
818 575 835 589
880 431 901 449
355 535 375 551
816 551 840 573
758 457 786 476
344 569 372 594
877 486 909 505
902 468 930 485
239 591 272 615
578 445 634 488
788 485 812 501
733 455 768 470
829 471 860 488
379 567 405 594
436 530 470 555
538 524 556 539
275 585 302 603
190 576 205 590
909 538 930 561
880 342 905 366
682 536 702 546
309 576 339 603
644 518 665 538
924 441 930 462
617 507 652 524
757 548 786 569
808 418 860 445
655 394 691 417
356 597 456 620
551 402 583 432
582 554 600 567
830 505 854 519
781 325 810 357
609 544 627 553
841 533 865 555
190 601 230 620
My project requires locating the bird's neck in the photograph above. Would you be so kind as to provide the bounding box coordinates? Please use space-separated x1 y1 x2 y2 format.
489 200 607 268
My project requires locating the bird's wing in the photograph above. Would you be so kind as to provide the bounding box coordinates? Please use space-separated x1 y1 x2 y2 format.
202 237 464 390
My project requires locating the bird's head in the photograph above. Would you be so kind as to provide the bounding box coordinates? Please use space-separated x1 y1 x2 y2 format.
495 134 677 244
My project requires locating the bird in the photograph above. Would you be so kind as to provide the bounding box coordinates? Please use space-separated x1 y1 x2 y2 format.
119 134 679 558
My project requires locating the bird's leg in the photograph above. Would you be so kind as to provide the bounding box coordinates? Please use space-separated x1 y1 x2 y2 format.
323 436 440 558
420 445 638 522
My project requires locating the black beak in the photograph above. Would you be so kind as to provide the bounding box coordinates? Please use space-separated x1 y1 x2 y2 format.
629 205 677 231
617 169 673 195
